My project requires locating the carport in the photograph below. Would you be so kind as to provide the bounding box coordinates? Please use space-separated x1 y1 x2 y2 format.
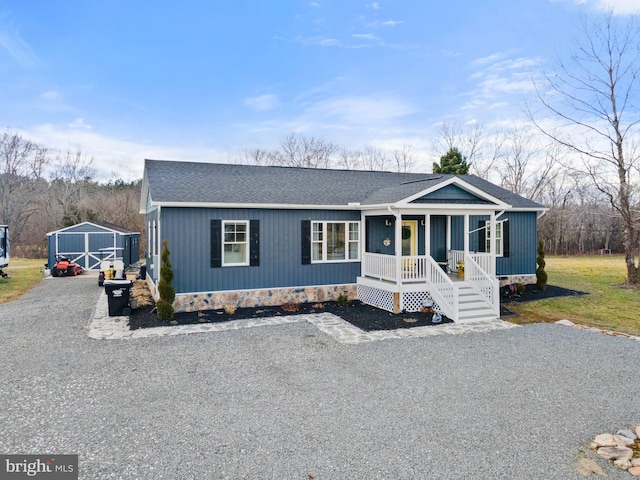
47 222 140 271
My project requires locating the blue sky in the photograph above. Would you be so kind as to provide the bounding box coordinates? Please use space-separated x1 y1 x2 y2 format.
0 0 638 179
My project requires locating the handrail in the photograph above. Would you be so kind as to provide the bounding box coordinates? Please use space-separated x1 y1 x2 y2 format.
424 256 458 321
464 253 499 315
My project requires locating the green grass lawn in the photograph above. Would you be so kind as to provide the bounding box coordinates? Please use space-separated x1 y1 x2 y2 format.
507 255 640 336
0 258 47 305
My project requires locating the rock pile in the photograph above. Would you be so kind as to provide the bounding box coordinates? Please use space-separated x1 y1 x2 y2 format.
589 426 640 475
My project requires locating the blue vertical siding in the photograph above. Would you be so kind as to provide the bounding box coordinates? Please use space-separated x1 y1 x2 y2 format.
160 207 361 294
430 216 447 262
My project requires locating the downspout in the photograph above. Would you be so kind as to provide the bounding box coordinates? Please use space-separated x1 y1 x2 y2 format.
388 205 403 313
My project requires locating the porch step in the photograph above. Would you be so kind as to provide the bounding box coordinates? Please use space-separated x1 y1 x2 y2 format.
456 284 499 322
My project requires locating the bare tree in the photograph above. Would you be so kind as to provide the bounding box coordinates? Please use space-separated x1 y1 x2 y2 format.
240 148 275 166
271 133 337 169
432 117 501 179
47 147 95 227
529 13 640 283
392 144 414 173
360 145 389 171
0 131 49 243
497 127 559 202
336 147 364 170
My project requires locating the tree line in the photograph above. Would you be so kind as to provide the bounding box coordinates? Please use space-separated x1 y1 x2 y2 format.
0 131 144 258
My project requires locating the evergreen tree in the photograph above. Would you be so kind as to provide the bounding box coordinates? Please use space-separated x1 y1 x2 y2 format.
536 240 548 290
156 239 175 321
433 147 470 174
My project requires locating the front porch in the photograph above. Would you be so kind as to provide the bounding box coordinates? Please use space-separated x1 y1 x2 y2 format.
358 251 500 322
357 207 503 322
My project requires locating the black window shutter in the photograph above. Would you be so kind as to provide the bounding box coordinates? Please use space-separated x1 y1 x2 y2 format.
249 220 260 266
301 220 311 265
210 219 222 268
478 220 486 253
502 220 510 258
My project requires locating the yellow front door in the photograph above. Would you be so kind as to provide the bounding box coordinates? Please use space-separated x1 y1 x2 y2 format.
401 221 417 256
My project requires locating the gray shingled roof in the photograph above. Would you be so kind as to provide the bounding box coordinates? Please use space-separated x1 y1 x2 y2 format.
144 159 544 209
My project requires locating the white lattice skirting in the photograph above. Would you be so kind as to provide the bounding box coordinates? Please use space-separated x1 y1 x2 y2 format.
357 284 444 314
357 284 395 313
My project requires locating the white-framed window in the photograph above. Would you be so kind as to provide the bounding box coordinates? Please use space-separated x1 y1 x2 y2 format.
485 220 503 257
223 221 249 266
311 221 360 263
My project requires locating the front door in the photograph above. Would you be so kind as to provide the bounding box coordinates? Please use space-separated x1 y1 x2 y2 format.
401 221 417 256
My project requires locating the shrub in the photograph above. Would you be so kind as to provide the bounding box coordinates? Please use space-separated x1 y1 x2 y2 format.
337 293 349 306
156 239 175 321
536 240 548 290
515 283 525 295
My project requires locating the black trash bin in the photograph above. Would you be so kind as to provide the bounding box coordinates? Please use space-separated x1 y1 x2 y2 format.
139 264 146 280
104 280 133 316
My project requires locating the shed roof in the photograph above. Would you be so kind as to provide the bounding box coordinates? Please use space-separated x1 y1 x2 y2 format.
142 159 545 211
47 221 139 236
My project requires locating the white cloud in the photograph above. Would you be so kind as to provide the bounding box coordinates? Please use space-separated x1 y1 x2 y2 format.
0 16 42 68
553 0 640 14
309 2 321 6
368 2 381 9
352 33 377 40
307 95 417 124
23 123 227 181
244 94 280 112
597 0 640 14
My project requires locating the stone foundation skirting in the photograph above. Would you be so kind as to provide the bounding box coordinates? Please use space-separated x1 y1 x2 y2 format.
172 284 358 313
498 274 536 287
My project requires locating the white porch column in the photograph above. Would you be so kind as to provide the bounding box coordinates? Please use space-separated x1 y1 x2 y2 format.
446 216 452 256
489 211 495 255
463 214 469 254
394 211 402 283
425 214 431 257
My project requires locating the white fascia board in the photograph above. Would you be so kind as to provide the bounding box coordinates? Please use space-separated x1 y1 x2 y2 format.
394 177 511 209
150 201 363 210
360 203 512 213
139 175 150 214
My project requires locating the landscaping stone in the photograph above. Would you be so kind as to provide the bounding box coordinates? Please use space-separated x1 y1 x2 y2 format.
593 433 617 447
618 430 638 441
596 446 633 460
615 434 636 447
555 319 574 327
615 458 632 470
636 425 640 438
590 426 640 476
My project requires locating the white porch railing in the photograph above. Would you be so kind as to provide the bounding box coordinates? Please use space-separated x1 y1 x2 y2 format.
424 255 458 321
450 250 495 276
362 251 499 321
362 252 398 282
464 253 500 316
361 253 459 320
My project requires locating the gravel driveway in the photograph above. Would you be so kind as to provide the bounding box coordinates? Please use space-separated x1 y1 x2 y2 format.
1 276 638 479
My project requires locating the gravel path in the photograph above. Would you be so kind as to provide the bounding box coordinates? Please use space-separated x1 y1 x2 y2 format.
1 276 638 479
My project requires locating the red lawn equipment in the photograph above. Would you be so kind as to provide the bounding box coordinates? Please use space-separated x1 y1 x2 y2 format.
51 256 83 277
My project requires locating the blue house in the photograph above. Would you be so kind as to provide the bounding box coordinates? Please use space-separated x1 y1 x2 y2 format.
140 160 545 322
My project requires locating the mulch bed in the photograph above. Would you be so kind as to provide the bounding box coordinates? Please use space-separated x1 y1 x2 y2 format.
129 284 587 332
129 300 453 332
